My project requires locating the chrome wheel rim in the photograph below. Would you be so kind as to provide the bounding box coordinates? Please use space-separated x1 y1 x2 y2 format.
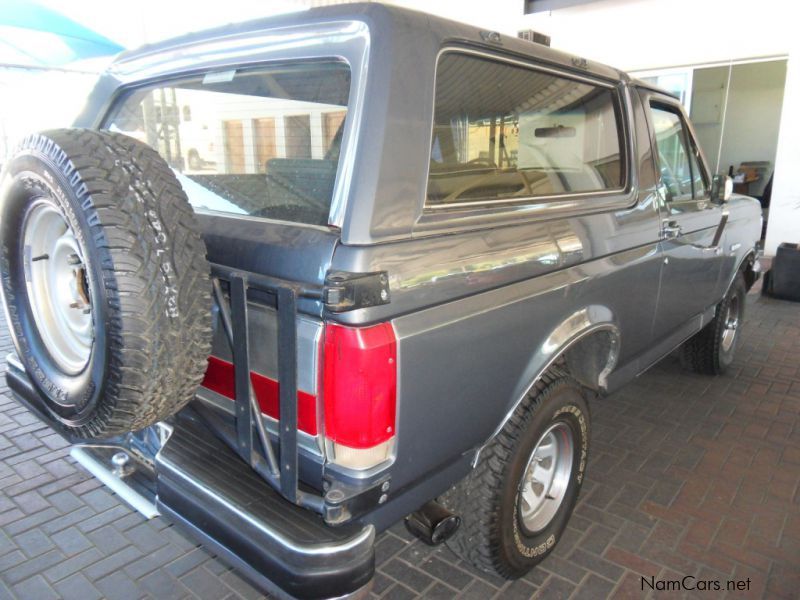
721 294 740 353
518 422 574 534
23 202 93 374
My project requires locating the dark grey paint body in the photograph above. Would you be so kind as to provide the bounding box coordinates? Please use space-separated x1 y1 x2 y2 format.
75 4 762 529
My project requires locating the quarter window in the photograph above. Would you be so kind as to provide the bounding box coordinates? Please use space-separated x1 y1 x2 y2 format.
649 104 708 201
426 53 625 206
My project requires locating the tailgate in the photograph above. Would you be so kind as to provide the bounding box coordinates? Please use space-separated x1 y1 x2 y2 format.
194 213 338 500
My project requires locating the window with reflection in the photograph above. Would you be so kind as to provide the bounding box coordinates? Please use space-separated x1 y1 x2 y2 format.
650 104 708 201
427 53 625 206
106 62 351 226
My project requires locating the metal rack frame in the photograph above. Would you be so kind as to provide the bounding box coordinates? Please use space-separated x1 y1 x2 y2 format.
208 262 325 511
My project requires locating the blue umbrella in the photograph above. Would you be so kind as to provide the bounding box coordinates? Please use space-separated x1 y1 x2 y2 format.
0 0 124 67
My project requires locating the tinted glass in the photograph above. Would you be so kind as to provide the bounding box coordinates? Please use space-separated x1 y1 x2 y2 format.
106 62 351 226
427 53 625 206
650 104 707 201
688 144 707 197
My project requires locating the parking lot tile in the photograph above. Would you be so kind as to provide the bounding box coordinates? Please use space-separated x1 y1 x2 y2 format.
0 294 797 599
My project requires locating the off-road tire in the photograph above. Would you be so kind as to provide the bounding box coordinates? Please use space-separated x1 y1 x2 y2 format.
0 129 212 438
440 370 590 578
680 273 746 375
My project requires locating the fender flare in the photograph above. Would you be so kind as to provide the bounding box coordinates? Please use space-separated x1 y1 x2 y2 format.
473 305 620 464
726 248 758 292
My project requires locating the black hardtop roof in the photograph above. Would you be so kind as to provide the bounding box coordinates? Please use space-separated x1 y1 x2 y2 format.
112 2 633 85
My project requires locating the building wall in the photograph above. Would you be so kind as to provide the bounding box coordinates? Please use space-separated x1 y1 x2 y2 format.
690 60 787 196
766 53 800 256
517 0 793 71
690 66 728 174
717 61 787 196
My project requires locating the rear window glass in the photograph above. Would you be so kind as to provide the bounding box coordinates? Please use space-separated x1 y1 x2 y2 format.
427 53 625 206
106 61 351 226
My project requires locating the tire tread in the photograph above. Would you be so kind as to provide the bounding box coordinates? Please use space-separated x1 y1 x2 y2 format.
441 366 582 577
10 129 212 437
680 274 746 376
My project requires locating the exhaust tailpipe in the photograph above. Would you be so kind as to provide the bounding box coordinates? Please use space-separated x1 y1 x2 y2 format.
404 501 460 545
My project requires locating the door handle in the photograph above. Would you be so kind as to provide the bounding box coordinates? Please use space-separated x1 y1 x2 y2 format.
661 220 682 240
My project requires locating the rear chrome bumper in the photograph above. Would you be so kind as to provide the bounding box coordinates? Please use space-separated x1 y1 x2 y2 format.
6 359 375 600
156 418 375 600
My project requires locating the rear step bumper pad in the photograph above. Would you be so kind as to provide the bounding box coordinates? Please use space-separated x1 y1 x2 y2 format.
156 419 375 600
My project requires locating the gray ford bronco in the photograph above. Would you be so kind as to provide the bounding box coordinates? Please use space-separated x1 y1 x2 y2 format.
0 4 762 598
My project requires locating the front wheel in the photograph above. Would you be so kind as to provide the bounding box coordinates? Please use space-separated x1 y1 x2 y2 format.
441 371 590 578
681 273 746 375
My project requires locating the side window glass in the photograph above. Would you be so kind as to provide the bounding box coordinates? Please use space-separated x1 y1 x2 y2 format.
649 105 693 202
426 53 625 206
688 145 707 197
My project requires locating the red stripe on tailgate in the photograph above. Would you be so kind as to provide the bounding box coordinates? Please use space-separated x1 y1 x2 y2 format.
202 356 318 436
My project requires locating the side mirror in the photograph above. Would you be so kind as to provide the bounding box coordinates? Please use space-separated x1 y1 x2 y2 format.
710 174 733 203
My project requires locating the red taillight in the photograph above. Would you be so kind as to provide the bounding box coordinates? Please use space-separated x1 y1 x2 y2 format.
322 322 397 450
202 356 318 435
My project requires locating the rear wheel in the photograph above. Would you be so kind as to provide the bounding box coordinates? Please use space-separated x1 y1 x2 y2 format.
441 371 590 578
0 129 213 438
681 273 746 375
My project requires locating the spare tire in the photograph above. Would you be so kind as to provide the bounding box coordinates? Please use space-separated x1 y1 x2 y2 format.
0 129 213 438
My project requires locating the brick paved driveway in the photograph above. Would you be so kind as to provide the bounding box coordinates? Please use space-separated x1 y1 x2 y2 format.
1 290 798 599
